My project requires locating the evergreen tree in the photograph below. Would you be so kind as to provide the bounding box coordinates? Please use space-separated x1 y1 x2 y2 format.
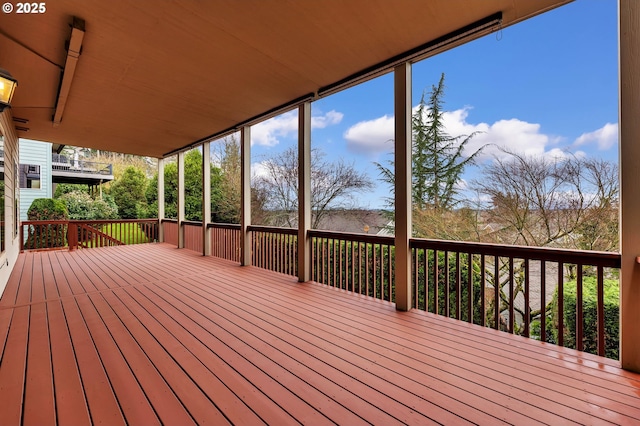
146 149 228 222
376 73 483 212
110 166 148 218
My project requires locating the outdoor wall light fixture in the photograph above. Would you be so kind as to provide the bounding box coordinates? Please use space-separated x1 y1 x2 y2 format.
0 68 18 112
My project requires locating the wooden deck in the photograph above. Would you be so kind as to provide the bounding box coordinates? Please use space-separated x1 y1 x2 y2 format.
0 243 639 425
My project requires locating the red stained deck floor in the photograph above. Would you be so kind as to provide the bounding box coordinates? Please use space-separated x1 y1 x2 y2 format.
0 243 639 425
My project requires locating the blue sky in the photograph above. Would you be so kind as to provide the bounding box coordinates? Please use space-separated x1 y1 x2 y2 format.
244 0 618 210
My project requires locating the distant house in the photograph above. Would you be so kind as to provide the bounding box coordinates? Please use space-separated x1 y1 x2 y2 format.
18 139 52 221
315 209 389 235
17 139 114 220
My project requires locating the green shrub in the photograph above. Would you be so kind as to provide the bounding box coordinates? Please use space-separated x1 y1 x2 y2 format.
59 191 118 220
551 276 619 359
58 191 94 220
110 166 148 219
91 195 119 219
25 198 69 249
27 198 68 220
54 183 88 198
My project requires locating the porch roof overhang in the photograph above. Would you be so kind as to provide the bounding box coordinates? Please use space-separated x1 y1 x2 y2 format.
0 0 569 158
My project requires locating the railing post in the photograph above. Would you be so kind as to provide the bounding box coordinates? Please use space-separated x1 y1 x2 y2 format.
67 221 77 251
394 61 412 311
241 126 252 266
203 141 212 256
157 158 165 243
298 102 311 282
177 151 185 249
620 0 640 372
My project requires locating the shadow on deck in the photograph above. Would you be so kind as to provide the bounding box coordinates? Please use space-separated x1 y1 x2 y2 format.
0 243 639 425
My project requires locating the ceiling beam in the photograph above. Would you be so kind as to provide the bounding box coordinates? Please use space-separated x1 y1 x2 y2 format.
53 17 85 127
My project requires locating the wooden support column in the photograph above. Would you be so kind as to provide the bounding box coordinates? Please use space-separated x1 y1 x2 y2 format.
394 62 412 311
241 126 252 266
620 0 640 372
298 102 312 282
157 158 165 243
202 142 212 256
177 151 185 249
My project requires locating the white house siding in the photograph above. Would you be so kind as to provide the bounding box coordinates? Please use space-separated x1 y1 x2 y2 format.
0 111 22 296
18 139 52 221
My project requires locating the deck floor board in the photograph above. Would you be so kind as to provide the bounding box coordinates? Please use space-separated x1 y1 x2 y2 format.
0 305 29 425
114 286 308 426
22 302 56 425
61 296 127 425
169 273 509 424
220 271 639 421
47 300 92 425
0 255 25 308
1 243 639 425
179 273 590 425
198 260 640 410
149 282 419 425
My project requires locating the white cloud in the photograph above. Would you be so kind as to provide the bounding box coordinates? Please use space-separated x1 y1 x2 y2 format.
312 110 343 129
251 161 270 180
343 114 395 156
343 106 571 162
470 119 552 160
573 122 618 150
251 112 297 147
251 110 344 147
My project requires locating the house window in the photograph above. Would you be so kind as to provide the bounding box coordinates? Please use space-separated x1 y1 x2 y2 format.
19 164 41 189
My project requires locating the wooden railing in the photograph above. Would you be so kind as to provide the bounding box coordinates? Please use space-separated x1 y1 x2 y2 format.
410 239 621 358
21 219 159 251
248 225 298 276
310 230 395 301
161 219 179 246
20 220 68 251
183 221 203 253
175 223 623 359
163 221 242 262
209 223 241 262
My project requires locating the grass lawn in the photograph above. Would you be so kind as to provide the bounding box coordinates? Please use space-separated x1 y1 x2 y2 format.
102 222 150 244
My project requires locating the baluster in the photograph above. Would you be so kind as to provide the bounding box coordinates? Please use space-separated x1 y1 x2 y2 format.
433 250 439 315
388 244 393 302
597 266 605 357
413 248 418 309
523 258 530 338
508 257 514 334
456 251 461 320
540 261 546 342
494 256 499 330
424 248 429 312
576 264 584 352
445 251 450 318
557 262 564 347
467 253 473 324
480 255 486 327
372 243 377 299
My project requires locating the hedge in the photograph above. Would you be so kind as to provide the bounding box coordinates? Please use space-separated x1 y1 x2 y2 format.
24 198 69 249
551 276 619 360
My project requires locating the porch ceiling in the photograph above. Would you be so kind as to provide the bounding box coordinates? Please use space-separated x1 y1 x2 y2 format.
0 0 568 158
